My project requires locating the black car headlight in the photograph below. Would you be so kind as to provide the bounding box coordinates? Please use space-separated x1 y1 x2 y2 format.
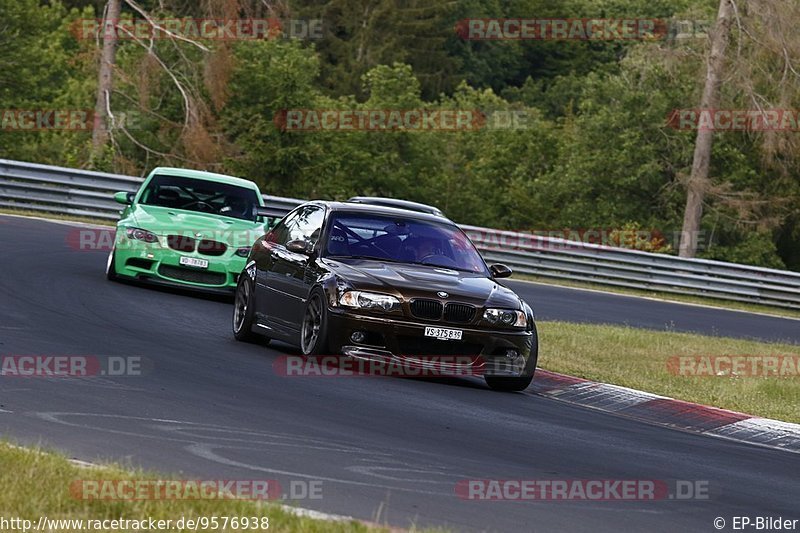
483 308 527 328
235 247 251 258
339 291 400 312
125 227 159 244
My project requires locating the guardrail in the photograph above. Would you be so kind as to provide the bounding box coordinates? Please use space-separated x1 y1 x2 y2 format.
462 226 800 310
2 158 800 310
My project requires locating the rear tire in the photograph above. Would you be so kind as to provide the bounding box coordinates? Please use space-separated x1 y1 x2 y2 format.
233 276 264 343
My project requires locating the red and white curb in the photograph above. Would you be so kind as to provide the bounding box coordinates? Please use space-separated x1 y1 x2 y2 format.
532 369 800 454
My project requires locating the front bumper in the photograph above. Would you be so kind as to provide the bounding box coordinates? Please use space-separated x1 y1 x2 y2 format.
112 235 245 291
326 309 535 377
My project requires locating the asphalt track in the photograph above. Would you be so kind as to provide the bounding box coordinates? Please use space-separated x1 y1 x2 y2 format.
507 281 800 345
0 215 798 532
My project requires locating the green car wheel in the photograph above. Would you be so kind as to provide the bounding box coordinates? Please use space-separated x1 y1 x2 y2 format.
106 247 118 281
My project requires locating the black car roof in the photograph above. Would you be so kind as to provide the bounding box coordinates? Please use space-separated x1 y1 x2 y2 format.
303 200 456 224
346 196 445 217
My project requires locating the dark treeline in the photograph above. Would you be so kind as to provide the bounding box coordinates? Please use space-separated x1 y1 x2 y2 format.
2 0 799 269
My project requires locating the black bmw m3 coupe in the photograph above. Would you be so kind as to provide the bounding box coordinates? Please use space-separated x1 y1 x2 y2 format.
233 201 537 391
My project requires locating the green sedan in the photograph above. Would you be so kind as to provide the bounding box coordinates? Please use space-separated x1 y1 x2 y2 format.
106 167 271 293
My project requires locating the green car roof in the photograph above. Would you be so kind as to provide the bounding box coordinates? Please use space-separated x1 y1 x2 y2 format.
148 167 261 192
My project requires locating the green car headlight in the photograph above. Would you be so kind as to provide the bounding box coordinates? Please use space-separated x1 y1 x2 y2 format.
483 308 527 328
339 291 400 312
125 227 158 244
235 247 251 258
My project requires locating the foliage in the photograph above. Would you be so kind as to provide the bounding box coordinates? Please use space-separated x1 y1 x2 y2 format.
0 0 798 270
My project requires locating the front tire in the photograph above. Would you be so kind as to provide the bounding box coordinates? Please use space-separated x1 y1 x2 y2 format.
300 289 330 355
233 276 263 343
106 248 118 281
484 373 535 392
485 323 538 392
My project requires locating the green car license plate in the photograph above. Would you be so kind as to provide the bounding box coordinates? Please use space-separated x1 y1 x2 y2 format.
179 256 209 269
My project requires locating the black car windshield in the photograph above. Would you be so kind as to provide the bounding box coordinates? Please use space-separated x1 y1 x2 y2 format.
139 174 260 221
324 212 489 274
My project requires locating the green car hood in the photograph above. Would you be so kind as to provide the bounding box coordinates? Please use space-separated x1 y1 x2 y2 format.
129 204 265 246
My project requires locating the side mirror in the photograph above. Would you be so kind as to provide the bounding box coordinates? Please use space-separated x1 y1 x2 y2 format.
490 264 513 279
286 239 313 255
114 191 133 205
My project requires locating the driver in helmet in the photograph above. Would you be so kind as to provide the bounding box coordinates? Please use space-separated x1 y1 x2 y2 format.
416 237 438 261
404 235 440 262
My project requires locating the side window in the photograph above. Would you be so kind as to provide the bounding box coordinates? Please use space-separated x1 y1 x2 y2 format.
268 210 301 245
287 206 325 246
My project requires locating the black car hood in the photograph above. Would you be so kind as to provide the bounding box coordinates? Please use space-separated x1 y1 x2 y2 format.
323 258 522 308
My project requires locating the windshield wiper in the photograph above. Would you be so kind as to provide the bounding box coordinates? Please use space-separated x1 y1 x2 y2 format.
413 261 475 273
327 255 406 263
327 255 476 272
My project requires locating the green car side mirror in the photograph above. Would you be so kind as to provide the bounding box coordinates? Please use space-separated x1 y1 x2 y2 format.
114 191 133 205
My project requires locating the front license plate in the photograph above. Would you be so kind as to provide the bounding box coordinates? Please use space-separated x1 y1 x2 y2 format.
424 327 463 341
179 256 209 269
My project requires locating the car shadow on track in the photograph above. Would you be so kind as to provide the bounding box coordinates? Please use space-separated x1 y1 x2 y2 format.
264 341 495 392
112 277 234 304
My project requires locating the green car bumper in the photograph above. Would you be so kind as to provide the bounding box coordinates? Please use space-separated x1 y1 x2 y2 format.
111 233 248 291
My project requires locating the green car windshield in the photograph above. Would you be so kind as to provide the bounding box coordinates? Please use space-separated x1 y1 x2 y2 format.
139 174 260 221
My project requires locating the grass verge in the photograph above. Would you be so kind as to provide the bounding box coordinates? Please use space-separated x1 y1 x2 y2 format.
538 321 800 423
0 443 389 533
515 274 800 320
